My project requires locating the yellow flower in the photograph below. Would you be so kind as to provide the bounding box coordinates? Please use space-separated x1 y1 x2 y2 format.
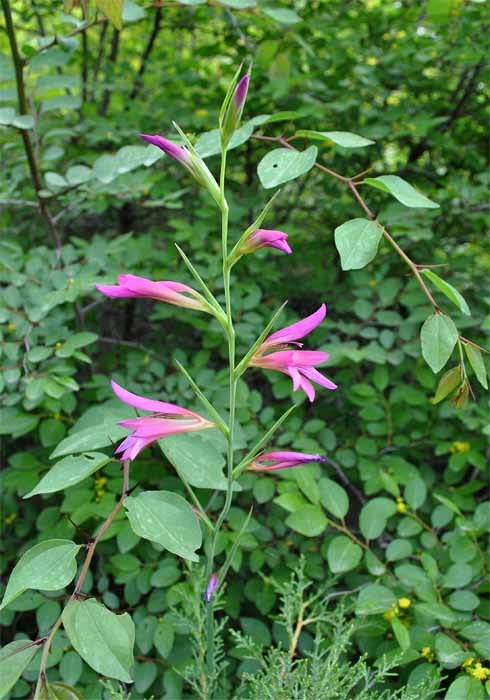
366 56 378 66
383 604 399 620
421 646 431 658
398 597 411 609
462 657 475 668
450 441 470 454
396 499 408 514
471 663 490 680
4 513 16 525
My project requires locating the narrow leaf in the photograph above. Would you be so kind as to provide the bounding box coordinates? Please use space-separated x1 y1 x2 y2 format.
421 269 470 316
295 129 374 148
431 367 462 404
464 344 488 389
364 175 439 209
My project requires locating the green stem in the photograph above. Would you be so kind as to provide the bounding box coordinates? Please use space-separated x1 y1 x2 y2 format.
203 146 237 693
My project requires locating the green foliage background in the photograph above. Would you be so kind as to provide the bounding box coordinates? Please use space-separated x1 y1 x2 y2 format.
0 1 489 698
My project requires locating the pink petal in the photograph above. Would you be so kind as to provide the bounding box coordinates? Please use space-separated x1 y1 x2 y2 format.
297 374 316 401
267 304 326 346
139 134 190 165
95 284 138 298
301 366 338 391
111 380 195 416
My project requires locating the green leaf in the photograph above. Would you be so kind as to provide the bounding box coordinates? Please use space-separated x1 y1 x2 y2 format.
327 536 362 573
124 491 202 561
391 617 411 651
447 590 480 611
359 498 396 540
420 313 459 373
25 452 111 498
364 175 439 208
0 639 38 700
62 598 134 682
405 477 427 509
356 584 397 615
160 432 238 491
0 107 15 125
195 123 254 158
464 344 488 389
445 676 485 700
122 0 146 22
41 682 83 700
12 114 35 129
95 0 123 28
318 477 349 519
431 367 462 404
442 563 473 589
65 165 92 185
153 620 175 658
435 633 467 667
285 505 327 536
334 218 382 270
221 1 257 10
60 651 83 686
386 539 413 562
257 146 317 188
50 423 127 458
0 539 81 610
295 130 375 147
421 269 470 315
55 332 98 358
262 7 301 24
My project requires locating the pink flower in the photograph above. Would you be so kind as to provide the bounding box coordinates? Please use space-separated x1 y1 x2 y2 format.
111 380 214 461
234 74 250 114
248 451 325 472
139 134 191 167
242 229 292 256
204 573 219 603
139 133 220 203
250 304 337 401
95 273 209 313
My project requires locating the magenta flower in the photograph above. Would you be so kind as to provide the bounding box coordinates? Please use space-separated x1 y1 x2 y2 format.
95 273 210 313
250 304 337 401
242 229 292 256
248 451 325 472
204 573 219 603
139 133 220 203
111 380 214 461
233 74 249 119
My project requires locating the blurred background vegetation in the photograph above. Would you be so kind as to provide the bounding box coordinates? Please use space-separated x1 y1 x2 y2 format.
0 1 489 698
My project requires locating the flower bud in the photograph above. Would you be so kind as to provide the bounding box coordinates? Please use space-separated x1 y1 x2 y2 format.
221 74 249 147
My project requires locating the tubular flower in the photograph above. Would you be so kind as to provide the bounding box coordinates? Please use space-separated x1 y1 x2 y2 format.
248 451 325 472
250 304 337 402
222 73 250 145
139 133 220 203
241 229 292 256
111 380 214 462
95 273 210 313
204 573 219 603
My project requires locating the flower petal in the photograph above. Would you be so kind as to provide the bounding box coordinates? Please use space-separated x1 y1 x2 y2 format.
301 366 338 391
111 380 196 416
267 304 326 346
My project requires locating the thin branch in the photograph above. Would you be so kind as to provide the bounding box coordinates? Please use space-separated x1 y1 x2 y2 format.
129 7 162 100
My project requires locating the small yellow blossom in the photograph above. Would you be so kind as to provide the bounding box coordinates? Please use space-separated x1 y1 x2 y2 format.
4 513 16 525
471 663 490 681
398 597 411 609
462 657 475 668
396 497 408 514
451 441 470 454
366 56 378 66
421 646 435 662
384 604 399 620
7 323 17 333
194 109 208 119
396 30 406 39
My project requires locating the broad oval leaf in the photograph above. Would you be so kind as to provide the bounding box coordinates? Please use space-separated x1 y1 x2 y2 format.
445 676 485 700
124 490 202 561
160 432 239 491
364 175 439 208
285 505 327 536
334 218 382 270
195 123 254 158
327 535 362 573
356 584 396 615
318 477 349 519
295 129 374 148
420 313 458 373
359 497 396 540
0 639 38 700
25 452 111 497
431 367 462 404
421 269 470 316
0 540 81 611
262 7 301 24
257 146 317 189
62 598 134 682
